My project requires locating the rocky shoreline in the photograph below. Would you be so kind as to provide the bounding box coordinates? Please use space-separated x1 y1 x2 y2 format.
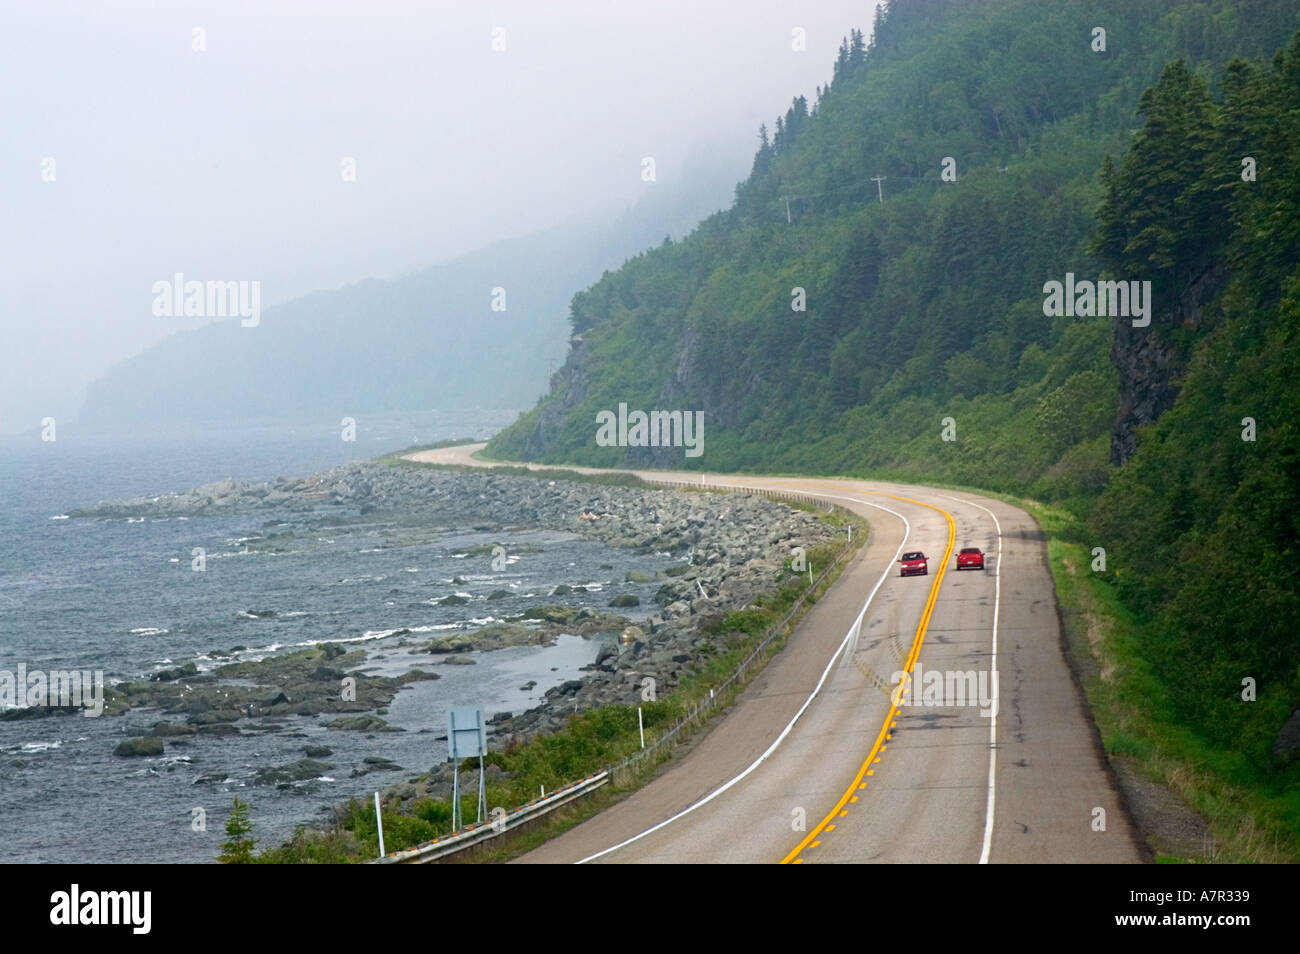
63 459 840 849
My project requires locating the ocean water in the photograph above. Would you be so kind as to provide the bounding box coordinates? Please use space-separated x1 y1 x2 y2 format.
0 413 672 863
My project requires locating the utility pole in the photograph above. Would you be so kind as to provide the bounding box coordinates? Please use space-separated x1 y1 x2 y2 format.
871 176 887 202
784 196 792 223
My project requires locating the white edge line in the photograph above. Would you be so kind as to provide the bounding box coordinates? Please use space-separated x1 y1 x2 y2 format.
574 489 910 864
935 492 1002 865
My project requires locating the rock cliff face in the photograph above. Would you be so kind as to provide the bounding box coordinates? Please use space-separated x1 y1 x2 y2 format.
521 338 590 461
1109 319 1183 466
1109 263 1227 465
522 307 772 469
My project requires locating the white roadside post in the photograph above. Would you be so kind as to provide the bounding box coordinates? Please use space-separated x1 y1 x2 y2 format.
375 791 385 858
638 706 645 749
477 753 486 825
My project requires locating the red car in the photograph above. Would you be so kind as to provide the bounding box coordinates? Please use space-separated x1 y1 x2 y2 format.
899 551 928 576
956 547 985 570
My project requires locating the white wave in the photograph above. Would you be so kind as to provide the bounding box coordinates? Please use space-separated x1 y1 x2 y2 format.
50 514 69 520
20 740 62 753
313 629 406 645
130 627 169 636
202 643 284 666
303 615 500 648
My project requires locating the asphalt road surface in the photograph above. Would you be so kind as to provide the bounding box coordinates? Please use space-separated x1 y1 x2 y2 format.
407 445 1143 864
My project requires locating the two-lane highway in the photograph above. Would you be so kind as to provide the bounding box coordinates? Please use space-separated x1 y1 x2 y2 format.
406 446 1143 864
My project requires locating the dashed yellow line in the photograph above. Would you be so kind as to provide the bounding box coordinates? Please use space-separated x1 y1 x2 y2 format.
779 489 955 864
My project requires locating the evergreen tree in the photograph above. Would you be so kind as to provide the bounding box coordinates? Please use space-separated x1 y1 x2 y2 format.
849 27 866 71
219 797 257 864
1090 60 1226 308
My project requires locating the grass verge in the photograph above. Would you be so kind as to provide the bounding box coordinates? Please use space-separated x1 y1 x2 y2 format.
1012 498 1299 864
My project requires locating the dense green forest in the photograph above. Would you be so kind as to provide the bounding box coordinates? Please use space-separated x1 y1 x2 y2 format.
489 0 1300 797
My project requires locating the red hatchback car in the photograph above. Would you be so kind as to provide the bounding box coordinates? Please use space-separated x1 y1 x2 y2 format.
899 552 928 576
956 547 985 570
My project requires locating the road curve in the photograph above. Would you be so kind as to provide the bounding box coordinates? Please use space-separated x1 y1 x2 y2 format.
406 444 1143 864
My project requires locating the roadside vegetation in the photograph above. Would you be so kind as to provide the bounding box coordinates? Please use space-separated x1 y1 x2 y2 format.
1029 500 1300 863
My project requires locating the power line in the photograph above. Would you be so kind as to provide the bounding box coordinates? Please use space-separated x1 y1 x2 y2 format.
768 174 948 224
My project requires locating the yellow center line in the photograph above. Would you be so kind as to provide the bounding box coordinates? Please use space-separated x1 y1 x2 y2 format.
779 487 955 865
415 461 959 864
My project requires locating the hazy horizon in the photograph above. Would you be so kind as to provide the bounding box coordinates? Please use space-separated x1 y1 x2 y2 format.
1 0 877 436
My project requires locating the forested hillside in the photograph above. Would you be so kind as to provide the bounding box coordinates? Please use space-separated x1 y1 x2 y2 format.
488 0 1300 799
1089 39 1300 762
492 0 1294 492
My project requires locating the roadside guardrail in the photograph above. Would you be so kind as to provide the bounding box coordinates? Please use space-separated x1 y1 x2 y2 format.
379 771 610 864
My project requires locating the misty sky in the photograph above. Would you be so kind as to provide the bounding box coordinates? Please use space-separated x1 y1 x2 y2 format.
0 0 877 435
